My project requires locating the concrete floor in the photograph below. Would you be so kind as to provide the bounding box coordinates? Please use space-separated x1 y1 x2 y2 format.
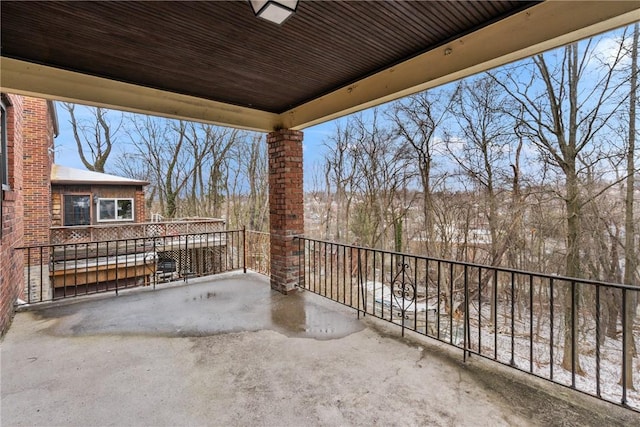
2 271 639 427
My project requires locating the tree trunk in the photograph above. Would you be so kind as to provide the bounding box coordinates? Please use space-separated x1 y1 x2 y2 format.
621 22 638 391
605 288 619 339
561 166 584 374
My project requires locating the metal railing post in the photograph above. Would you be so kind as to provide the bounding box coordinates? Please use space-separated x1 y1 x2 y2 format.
357 247 362 319
621 288 627 406
296 236 302 289
40 246 44 303
549 278 555 381
571 280 576 388
153 237 157 290
114 240 119 295
510 271 515 367
463 264 469 362
595 284 601 397
26 247 31 304
243 226 247 274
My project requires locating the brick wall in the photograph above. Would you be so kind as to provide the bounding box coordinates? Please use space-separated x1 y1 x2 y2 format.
267 129 304 293
1 94 25 336
0 95 55 334
23 97 54 251
21 98 55 304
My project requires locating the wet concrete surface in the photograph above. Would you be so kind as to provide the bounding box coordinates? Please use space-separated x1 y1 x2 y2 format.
33 274 364 340
2 271 639 427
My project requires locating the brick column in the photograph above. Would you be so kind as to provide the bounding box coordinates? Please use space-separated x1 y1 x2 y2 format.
22 97 54 303
135 190 146 222
268 129 304 294
22 97 54 250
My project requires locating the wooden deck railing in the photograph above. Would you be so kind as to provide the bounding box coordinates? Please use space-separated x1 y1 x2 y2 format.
50 218 226 244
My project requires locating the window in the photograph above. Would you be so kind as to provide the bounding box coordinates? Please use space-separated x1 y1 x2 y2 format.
1 98 8 191
97 198 133 222
63 195 91 226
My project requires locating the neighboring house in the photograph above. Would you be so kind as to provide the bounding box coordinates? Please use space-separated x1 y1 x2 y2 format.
29 167 150 301
1 93 57 336
45 165 226 299
50 164 148 227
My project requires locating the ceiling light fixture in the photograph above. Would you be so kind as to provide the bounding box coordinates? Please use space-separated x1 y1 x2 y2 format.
249 0 298 25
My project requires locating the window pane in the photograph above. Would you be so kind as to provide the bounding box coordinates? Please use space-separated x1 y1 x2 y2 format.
117 199 133 220
99 199 116 221
63 195 91 226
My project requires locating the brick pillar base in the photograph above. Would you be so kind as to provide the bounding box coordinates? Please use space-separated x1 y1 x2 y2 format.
268 129 304 294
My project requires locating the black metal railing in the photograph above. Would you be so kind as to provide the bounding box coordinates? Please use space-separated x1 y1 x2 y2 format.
18 229 245 304
245 230 270 276
296 237 640 412
15 230 639 411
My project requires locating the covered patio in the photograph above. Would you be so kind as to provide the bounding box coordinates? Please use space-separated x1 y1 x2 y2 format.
2 272 638 426
2 1 640 423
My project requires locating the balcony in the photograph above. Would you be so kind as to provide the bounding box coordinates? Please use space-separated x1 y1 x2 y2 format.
3 271 639 426
12 231 640 422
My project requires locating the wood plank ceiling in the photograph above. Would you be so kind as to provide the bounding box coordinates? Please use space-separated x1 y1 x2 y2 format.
1 1 533 112
1 1 638 131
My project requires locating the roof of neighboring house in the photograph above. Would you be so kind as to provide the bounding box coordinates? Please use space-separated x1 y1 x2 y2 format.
51 164 149 186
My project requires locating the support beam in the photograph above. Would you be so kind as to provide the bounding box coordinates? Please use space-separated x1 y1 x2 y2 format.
267 129 304 294
0 58 278 132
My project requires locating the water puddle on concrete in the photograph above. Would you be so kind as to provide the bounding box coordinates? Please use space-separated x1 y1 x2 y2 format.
268 290 364 340
32 277 364 340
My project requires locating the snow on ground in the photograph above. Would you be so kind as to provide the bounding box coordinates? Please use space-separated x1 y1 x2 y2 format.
308 272 640 411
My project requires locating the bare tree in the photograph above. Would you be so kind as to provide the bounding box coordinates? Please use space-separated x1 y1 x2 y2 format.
186 123 239 217
62 103 123 172
492 34 631 374
449 76 517 265
389 90 452 253
323 118 359 241
348 110 416 250
225 133 269 231
127 117 196 218
245 134 269 231
622 22 638 391
445 76 534 324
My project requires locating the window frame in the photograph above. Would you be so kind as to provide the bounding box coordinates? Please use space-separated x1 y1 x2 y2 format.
97 197 135 222
62 194 92 226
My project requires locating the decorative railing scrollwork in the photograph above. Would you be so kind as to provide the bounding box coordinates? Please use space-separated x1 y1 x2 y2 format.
391 262 417 318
